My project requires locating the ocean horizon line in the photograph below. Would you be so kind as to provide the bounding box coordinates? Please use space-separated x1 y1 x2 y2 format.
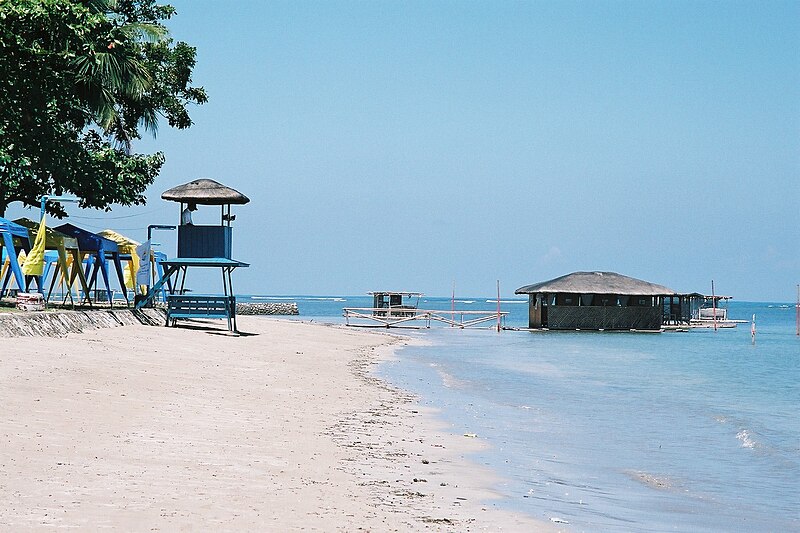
241 294 796 306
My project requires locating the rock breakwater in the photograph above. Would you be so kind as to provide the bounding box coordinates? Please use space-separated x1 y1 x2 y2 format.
236 302 299 315
0 308 167 338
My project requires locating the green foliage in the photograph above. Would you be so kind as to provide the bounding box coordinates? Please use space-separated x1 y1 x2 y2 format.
0 0 206 217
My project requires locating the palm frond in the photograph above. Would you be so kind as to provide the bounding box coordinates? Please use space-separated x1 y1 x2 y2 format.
118 22 169 43
82 0 115 14
110 114 133 154
138 108 159 136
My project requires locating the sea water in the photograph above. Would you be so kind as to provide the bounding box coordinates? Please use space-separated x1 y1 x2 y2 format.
244 296 799 532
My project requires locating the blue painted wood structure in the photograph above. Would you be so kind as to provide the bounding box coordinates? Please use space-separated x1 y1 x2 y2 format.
13 217 92 305
148 179 250 331
0 217 35 294
135 257 248 331
177 225 232 258
166 294 237 330
54 223 128 305
152 250 172 300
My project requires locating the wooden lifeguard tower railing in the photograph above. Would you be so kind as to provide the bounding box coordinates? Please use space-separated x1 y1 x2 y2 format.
343 291 509 329
135 179 249 332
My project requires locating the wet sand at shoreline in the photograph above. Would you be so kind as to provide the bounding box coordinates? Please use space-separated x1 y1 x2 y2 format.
0 316 557 531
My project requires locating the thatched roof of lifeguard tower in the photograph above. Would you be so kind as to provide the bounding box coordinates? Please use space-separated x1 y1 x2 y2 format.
515 271 676 296
161 179 250 205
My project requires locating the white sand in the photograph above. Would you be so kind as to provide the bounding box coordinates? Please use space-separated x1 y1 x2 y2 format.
0 316 558 531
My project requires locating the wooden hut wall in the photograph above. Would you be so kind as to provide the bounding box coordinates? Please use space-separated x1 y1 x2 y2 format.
659 295 701 325
549 293 651 308
547 306 662 330
527 292 666 330
528 295 543 328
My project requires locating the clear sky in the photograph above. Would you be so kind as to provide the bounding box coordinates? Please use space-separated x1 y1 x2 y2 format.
9 0 799 300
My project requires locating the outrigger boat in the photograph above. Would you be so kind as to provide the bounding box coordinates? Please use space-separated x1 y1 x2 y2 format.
689 295 746 328
370 291 421 318
343 291 508 329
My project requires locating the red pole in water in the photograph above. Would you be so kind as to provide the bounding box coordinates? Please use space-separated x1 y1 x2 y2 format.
711 280 718 332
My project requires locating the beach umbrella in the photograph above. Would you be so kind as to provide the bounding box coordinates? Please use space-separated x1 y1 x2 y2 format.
99 230 142 291
13 217 91 304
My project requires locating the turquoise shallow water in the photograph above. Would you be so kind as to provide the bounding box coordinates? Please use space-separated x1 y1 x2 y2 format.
248 296 799 532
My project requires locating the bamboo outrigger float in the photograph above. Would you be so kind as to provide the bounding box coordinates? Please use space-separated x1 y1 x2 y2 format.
343 291 509 329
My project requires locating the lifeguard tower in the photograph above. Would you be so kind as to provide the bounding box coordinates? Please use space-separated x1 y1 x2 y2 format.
136 179 250 332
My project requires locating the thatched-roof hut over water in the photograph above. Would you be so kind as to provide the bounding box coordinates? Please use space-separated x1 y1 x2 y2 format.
515 271 677 331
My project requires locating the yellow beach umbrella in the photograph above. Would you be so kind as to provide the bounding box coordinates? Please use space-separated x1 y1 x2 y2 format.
98 230 142 292
13 217 91 302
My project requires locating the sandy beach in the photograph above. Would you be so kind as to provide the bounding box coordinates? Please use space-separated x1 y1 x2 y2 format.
0 316 557 531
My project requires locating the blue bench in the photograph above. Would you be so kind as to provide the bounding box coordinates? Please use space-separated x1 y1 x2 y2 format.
166 294 237 331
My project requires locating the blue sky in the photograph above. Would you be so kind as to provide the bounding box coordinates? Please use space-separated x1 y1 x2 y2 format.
10 0 799 300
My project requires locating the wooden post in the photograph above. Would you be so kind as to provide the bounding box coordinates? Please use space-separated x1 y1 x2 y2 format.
711 280 718 332
451 282 455 328
496 280 501 332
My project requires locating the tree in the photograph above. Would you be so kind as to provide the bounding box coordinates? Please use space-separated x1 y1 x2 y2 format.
0 0 207 217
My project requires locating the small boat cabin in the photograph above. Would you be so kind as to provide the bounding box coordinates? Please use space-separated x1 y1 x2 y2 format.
682 293 740 327
369 291 421 317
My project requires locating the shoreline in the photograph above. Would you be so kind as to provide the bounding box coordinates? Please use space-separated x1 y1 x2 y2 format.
328 329 557 531
0 315 556 531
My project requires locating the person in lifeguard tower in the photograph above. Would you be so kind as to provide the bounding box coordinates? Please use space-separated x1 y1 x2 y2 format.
181 203 197 225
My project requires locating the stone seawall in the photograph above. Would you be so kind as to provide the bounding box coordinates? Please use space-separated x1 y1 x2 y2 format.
236 302 299 315
0 308 167 338
0 302 299 338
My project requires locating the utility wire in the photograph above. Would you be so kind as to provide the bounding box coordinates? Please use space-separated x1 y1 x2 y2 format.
69 208 163 220
65 220 151 232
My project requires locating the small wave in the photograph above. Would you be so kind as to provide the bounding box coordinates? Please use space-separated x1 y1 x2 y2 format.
302 297 347 302
455 300 475 304
714 415 728 424
485 299 527 304
438 370 467 389
251 296 294 300
737 429 758 449
626 470 675 490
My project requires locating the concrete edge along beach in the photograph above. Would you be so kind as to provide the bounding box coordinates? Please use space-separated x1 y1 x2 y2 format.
0 314 560 532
